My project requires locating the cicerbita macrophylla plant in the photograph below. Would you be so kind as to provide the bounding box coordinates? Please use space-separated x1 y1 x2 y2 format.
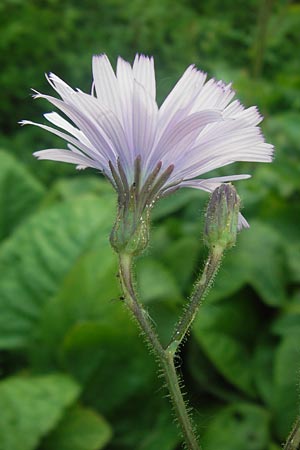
23 54 274 450
21 54 273 255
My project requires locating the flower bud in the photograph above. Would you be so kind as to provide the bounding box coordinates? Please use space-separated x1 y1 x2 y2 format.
204 183 240 251
110 199 150 256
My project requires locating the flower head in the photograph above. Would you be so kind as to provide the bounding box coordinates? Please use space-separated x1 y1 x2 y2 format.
204 183 240 251
21 54 273 251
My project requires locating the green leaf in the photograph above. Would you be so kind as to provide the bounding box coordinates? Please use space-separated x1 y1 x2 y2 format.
272 334 300 440
0 373 80 450
202 403 270 450
136 257 182 303
0 194 115 349
193 293 260 395
207 221 286 306
152 189 201 221
162 236 201 290
42 406 112 450
26 238 156 412
41 176 114 207
252 335 275 407
28 246 119 371
112 392 179 450
61 321 156 414
188 339 243 403
0 149 45 240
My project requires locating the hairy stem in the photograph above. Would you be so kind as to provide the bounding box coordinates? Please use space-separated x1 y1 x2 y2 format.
166 247 223 355
162 351 200 449
284 417 300 450
118 252 200 450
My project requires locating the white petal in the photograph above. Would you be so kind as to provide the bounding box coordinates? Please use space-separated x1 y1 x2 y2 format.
44 112 91 146
132 80 158 163
177 175 251 230
224 105 263 126
33 149 102 169
133 54 156 99
92 54 122 119
61 90 133 173
30 93 117 163
21 119 107 167
172 120 274 180
158 66 207 133
46 73 74 100
191 78 235 112
116 57 134 147
148 110 222 171
178 174 251 191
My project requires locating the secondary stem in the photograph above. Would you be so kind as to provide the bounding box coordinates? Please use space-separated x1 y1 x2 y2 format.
118 252 200 450
166 247 223 355
284 417 300 450
162 352 200 450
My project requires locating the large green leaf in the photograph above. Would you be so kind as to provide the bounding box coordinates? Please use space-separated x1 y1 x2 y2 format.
28 244 119 370
193 293 261 395
0 373 80 450
42 405 112 450
202 403 270 450
41 176 114 207
0 149 45 240
136 257 182 303
27 244 156 413
111 392 179 450
252 335 276 407
207 221 286 306
61 321 156 414
272 333 300 440
0 194 115 349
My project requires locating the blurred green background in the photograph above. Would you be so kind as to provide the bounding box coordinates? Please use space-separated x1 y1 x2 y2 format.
0 0 300 449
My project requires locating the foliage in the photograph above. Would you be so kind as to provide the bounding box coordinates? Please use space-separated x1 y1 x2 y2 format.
0 0 300 449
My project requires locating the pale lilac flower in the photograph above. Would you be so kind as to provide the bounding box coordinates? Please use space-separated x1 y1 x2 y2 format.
21 54 273 229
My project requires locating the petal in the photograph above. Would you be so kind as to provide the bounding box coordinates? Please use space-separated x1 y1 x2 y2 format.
33 148 102 170
132 80 158 163
224 104 263 126
191 78 235 112
116 57 134 147
30 93 118 163
92 54 122 119
177 175 251 230
44 112 91 146
178 174 251 191
172 120 274 180
46 73 75 100
147 110 222 172
20 119 108 168
158 66 207 134
68 91 132 170
133 54 156 99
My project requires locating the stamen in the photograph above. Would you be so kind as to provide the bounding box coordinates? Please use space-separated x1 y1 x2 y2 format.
133 155 142 198
117 158 130 201
141 164 175 211
109 160 129 207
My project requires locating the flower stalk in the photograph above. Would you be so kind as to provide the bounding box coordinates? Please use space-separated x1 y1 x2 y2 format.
166 247 223 356
118 252 200 450
116 184 241 449
284 417 300 450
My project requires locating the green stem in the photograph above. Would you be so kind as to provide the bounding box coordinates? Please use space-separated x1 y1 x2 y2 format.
118 252 200 450
162 352 200 450
118 253 164 359
166 247 223 355
284 417 300 450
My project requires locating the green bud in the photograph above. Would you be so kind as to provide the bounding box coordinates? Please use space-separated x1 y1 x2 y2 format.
110 199 150 256
204 183 240 251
